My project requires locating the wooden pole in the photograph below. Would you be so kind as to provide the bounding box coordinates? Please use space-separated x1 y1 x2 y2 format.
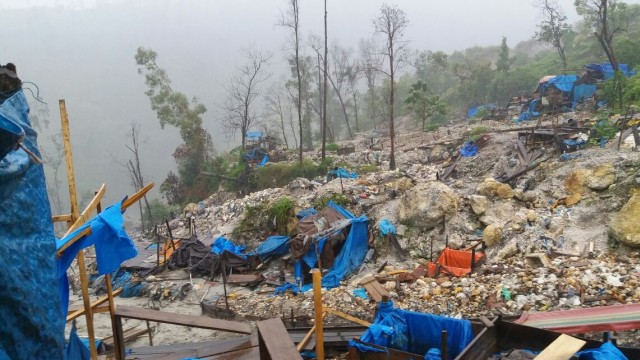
60 99 98 360
312 269 325 360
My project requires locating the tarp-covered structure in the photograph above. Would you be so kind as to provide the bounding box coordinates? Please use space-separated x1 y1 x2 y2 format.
349 301 474 360
427 247 485 277
0 84 66 359
585 63 637 80
467 103 496 118
290 201 369 291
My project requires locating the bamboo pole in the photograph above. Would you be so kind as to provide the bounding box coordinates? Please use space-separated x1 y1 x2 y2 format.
312 269 325 360
60 99 98 359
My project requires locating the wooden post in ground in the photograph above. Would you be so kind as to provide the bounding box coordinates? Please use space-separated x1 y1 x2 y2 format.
312 269 325 360
60 99 98 360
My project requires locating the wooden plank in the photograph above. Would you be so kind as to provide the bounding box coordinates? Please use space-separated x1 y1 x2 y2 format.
115 306 251 334
122 183 154 211
535 334 586 360
312 268 325 360
226 274 264 284
257 318 302 360
361 276 388 303
53 213 73 223
296 312 327 351
103 327 149 349
67 304 110 315
66 288 123 321
323 307 371 327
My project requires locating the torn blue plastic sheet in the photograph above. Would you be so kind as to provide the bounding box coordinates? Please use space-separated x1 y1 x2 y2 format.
211 237 246 258
297 208 318 219
250 235 290 261
328 167 358 179
576 341 628 360
560 153 582 162
378 219 396 236
257 154 269 167
274 282 300 296
353 288 369 300
460 141 477 157
65 322 90 360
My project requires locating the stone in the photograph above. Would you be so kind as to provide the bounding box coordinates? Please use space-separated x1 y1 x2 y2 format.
397 181 458 230
586 164 615 191
479 201 515 227
565 193 582 206
469 195 489 216
609 190 640 247
429 145 450 162
564 169 590 195
388 177 415 192
497 242 518 259
477 178 513 199
483 224 503 246
526 210 537 223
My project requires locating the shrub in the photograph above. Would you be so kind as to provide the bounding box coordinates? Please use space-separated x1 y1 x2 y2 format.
313 193 351 210
466 126 489 141
326 143 340 151
266 197 295 234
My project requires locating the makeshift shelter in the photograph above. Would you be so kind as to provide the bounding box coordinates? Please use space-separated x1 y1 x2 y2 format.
1 85 65 358
349 300 475 360
291 201 369 291
467 103 496 118
585 63 637 80
427 247 485 277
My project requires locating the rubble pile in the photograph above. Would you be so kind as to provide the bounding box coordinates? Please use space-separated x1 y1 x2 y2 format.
115 111 640 346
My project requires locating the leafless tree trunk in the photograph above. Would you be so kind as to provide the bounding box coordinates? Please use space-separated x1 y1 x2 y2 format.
322 0 328 159
535 0 570 71
359 38 382 130
223 47 271 151
373 4 409 170
124 124 152 230
265 82 291 149
279 0 304 163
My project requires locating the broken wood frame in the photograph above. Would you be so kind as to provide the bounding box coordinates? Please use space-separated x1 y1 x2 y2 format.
616 109 640 150
112 306 252 360
53 98 156 360
498 138 545 184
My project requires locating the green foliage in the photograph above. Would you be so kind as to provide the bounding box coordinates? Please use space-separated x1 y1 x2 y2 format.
496 37 513 73
135 47 215 205
357 164 378 174
405 80 448 131
326 143 340 151
266 197 295 234
232 202 266 237
143 198 180 225
424 123 440 132
474 108 490 119
313 193 351 210
601 71 640 111
534 0 570 68
466 126 489 141
592 117 618 140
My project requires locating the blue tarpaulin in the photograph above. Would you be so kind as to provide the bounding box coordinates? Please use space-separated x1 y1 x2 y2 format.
243 147 268 162
378 219 396 236
0 90 65 360
250 235 290 261
576 342 628 360
327 167 358 179
587 63 637 80
467 103 496 118
257 154 269 167
274 282 300 296
65 322 90 360
573 84 597 106
246 131 264 141
211 237 246 258
350 301 474 360
297 201 369 291
518 99 540 122
56 200 138 316
297 208 318 219
546 74 578 92
460 141 478 157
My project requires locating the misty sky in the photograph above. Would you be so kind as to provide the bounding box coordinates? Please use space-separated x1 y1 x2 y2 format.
1 0 635 217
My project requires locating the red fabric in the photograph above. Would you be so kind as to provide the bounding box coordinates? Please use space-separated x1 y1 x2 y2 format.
516 303 640 334
426 248 485 277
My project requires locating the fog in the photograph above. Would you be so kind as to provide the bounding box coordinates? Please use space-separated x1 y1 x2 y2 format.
0 0 607 213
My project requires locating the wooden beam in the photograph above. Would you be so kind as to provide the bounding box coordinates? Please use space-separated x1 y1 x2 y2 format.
312 269 325 360
52 214 73 223
114 306 251 334
60 98 98 360
122 182 154 211
257 318 302 360
66 288 123 322
61 183 106 239
323 307 371 327
296 312 327 351
535 334 586 360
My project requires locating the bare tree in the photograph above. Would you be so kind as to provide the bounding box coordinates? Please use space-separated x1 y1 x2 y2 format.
359 38 384 130
124 124 153 230
576 0 629 71
278 0 303 163
373 3 409 170
264 81 293 149
223 47 271 151
322 0 328 159
535 0 571 70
